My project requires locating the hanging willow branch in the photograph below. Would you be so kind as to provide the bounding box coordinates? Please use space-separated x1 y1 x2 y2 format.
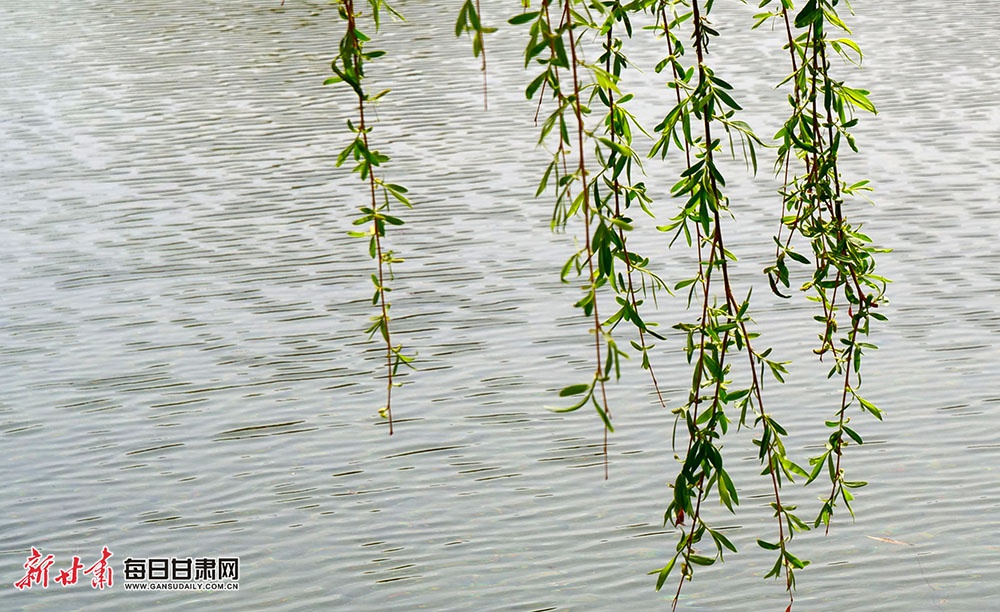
757 0 888 533
327 0 414 433
310 0 887 606
456 0 495 110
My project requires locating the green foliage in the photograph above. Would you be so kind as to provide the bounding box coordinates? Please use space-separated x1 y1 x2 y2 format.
756 0 889 543
327 0 413 434
317 0 887 607
455 0 495 109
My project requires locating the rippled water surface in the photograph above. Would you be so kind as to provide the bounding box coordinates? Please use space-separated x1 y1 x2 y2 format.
3 1 999 610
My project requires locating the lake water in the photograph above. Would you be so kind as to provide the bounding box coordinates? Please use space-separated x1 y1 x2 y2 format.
3 1 999 610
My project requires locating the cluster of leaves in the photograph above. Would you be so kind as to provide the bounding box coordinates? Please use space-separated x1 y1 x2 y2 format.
325 0 414 434
510 0 677 479
319 0 887 608
755 0 889 535
646 2 808 606
505 0 886 608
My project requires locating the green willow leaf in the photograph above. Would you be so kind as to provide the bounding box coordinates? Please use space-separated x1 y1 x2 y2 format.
508 11 538 25
757 539 781 551
559 383 590 397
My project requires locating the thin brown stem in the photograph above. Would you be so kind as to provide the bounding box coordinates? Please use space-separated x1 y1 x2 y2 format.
347 0 394 434
775 7 802 251
360 100 394 436
661 5 692 169
605 24 666 408
827 312 861 534
564 1 611 479
672 475 706 612
475 0 488 110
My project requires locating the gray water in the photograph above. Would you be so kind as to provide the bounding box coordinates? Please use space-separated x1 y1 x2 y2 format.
2 1 999 610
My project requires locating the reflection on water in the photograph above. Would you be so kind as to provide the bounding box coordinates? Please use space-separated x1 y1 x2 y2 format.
2 0 1000 609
